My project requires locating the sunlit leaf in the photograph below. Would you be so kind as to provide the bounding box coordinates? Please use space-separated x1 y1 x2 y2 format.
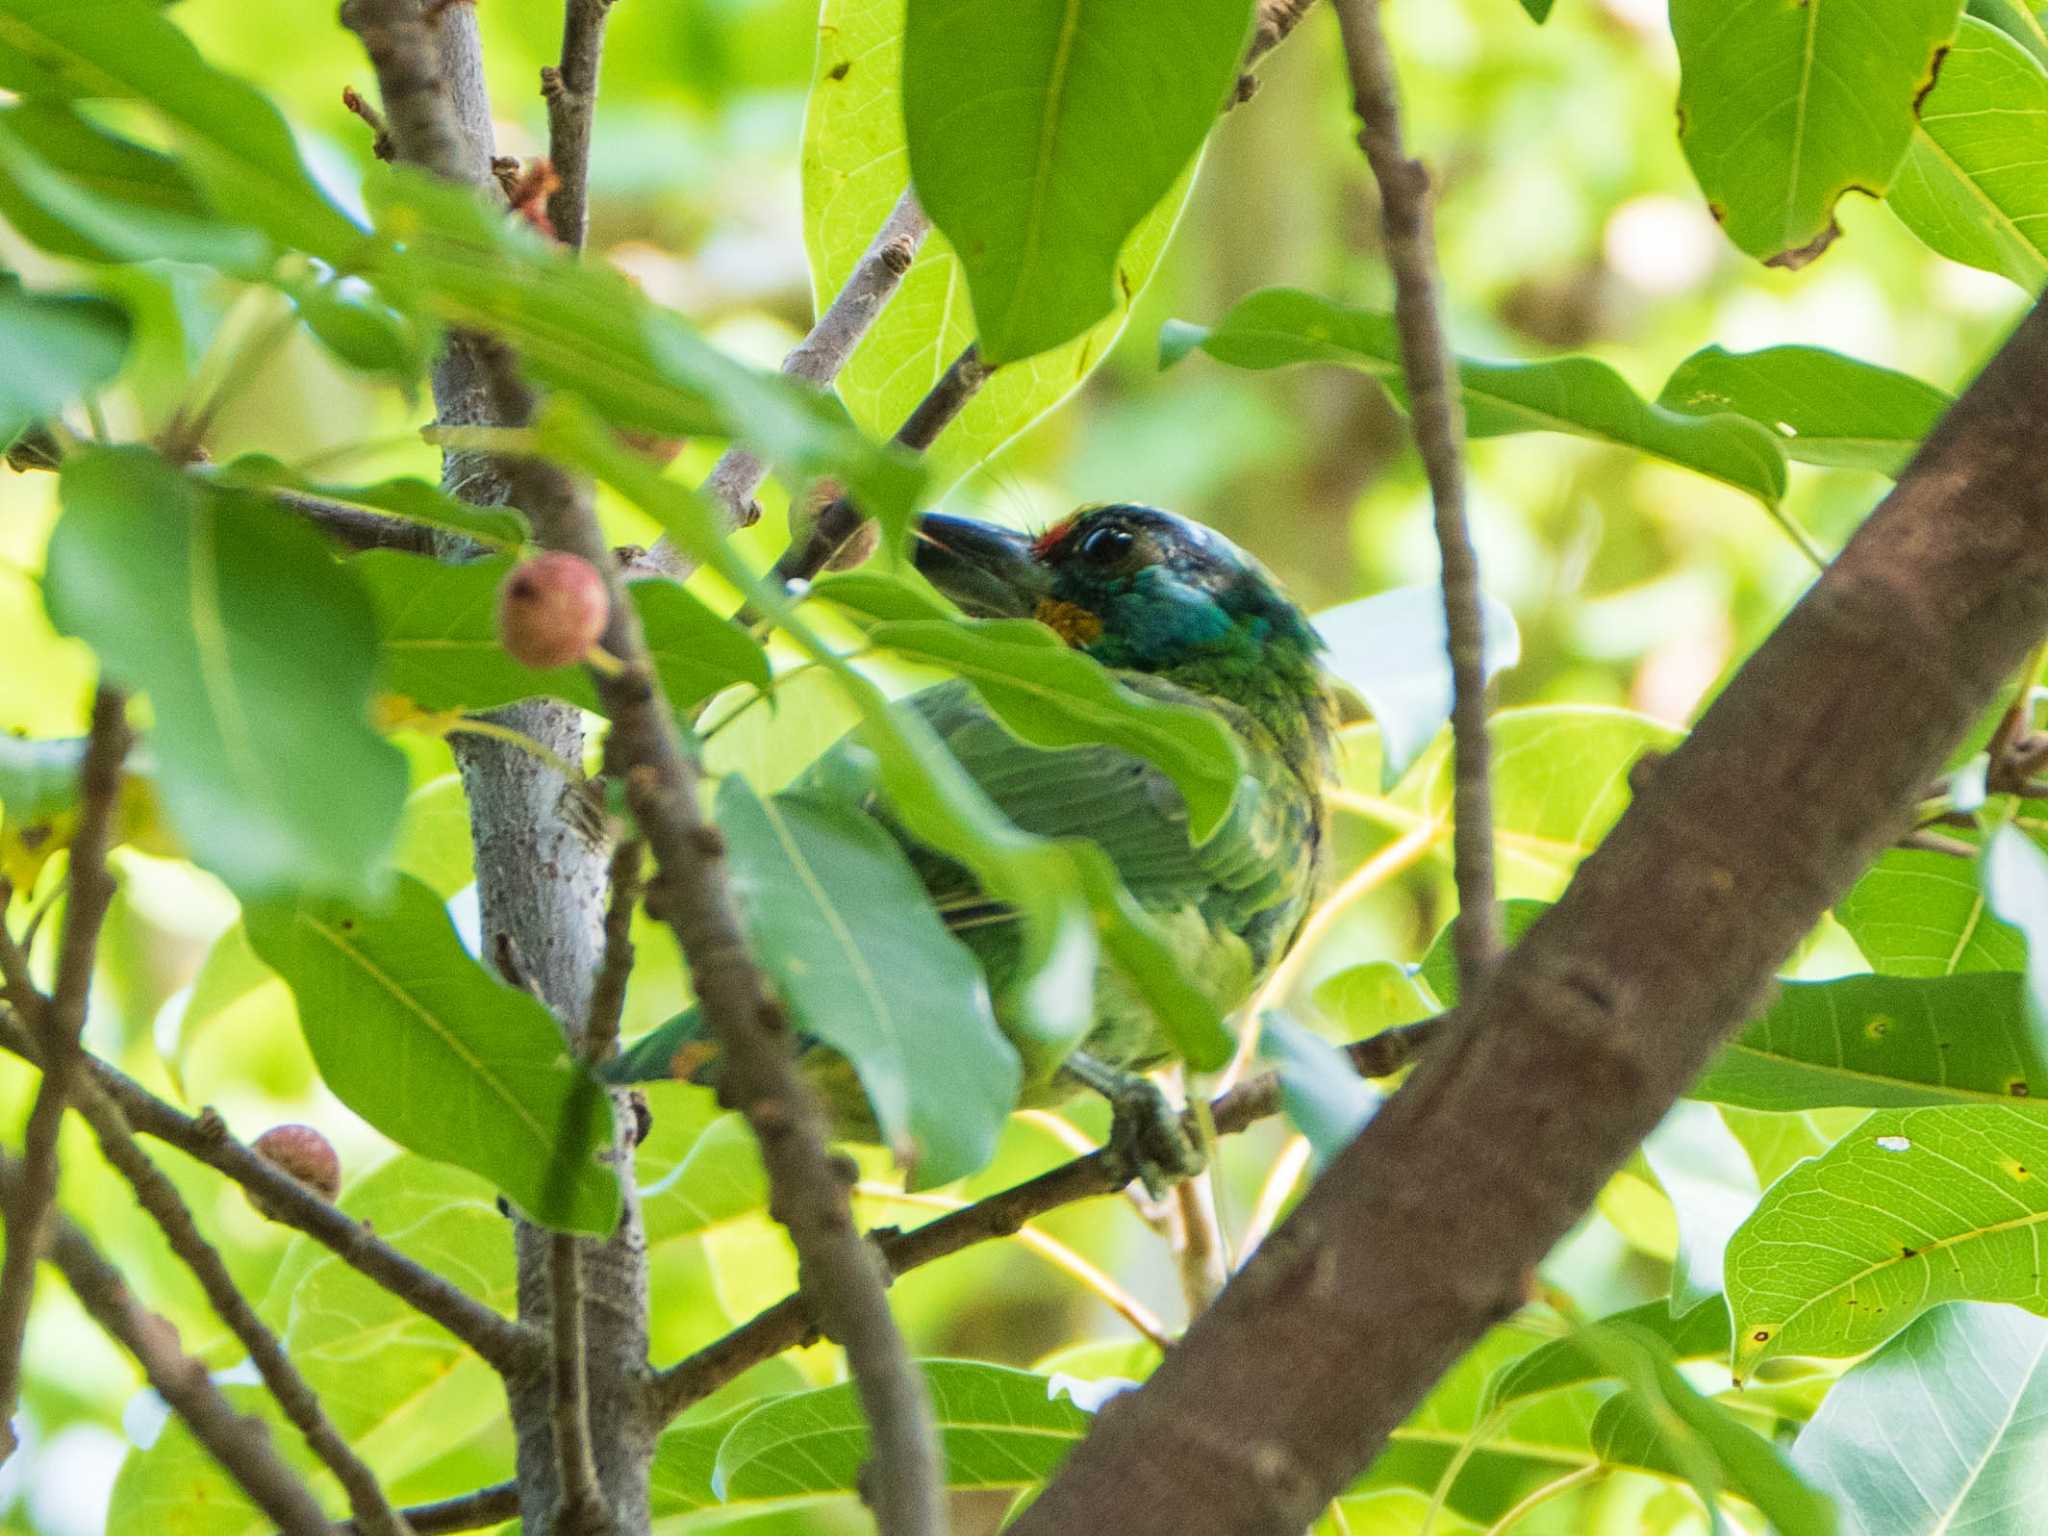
1793 1302 2048 1536
1314 584 1521 790
1836 846 2026 976
44 447 408 899
243 874 620 1234
1165 287 1789 508
1669 0 1963 266
718 777 1020 1187
1311 960 1435 1039
1658 345 1951 476
1725 1106 2048 1374
901 0 1252 363
1890 18 2048 290
803 0 1196 488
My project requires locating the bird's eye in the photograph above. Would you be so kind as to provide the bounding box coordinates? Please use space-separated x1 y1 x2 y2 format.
1077 525 1135 566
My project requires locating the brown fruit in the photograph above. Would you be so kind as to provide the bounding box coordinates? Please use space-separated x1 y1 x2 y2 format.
249 1124 342 1217
497 551 610 669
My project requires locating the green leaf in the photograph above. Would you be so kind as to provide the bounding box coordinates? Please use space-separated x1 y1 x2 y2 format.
1657 345 1952 476
242 874 620 1234
366 174 922 541
811 569 960 624
1724 1106 2048 1374
1517 0 1555 17
1165 287 1788 509
1890 18 2048 290
1836 846 2027 976
1971 0 2048 65
1311 960 1436 1039
708 1360 1092 1504
1419 900 1551 1007
1641 1102 1762 1315
1314 584 1521 791
716 778 1021 1187
1982 824 2048 1049
1575 1324 1837 1536
1261 1009 1380 1169
355 550 770 719
1690 971 2048 1114
0 102 264 269
209 455 528 551
288 277 432 386
803 0 1196 488
1490 1300 1733 1409
865 617 1244 843
1669 0 1963 266
44 447 408 899
0 278 128 444
0 0 363 261
901 0 1252 363
1793 1302 2048 1536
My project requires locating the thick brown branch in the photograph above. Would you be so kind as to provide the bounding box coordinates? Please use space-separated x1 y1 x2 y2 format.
339 0 477 185
649 1019 1442 1423
1333 0 1496 993
0 687 127 1460
0 1015 537 1373
1005 294 2048 1535
0 1152 332 1535
542 0 618 250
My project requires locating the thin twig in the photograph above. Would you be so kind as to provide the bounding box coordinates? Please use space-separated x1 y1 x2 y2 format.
1170 1174 1229 1319
0 1013 536 1373
542 0 618 250
1332 0 1498 997
68 1087 413 1536
0 1152 333 1536
0 686 127 1461
334 1482 520 1536
583 837 644 1065
649 1017 1446 1423
545 1233 609 1535
276 491 444 555
765 343 992 593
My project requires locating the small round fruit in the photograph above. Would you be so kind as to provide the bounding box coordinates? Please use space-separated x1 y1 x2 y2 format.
497 551 610 669
248 1124 342 1217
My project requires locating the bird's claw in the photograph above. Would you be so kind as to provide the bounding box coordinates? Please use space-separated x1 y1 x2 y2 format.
1102 1076 1205 1200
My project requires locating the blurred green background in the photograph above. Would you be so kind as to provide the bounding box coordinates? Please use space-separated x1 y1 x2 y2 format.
0 0 2029 1531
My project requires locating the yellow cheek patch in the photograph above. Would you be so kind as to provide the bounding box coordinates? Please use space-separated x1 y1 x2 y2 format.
1033 597 1103 647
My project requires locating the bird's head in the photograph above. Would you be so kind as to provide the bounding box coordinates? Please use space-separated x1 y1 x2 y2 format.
914 504 1333 778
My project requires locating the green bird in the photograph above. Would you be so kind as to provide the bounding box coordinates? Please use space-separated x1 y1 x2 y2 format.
609 504 1335 1189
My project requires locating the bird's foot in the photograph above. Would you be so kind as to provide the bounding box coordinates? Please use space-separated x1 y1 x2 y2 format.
1064 1051 1205 1199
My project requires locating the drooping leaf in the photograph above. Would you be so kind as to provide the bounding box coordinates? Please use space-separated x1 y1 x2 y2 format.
707 1360 1092 1506
1890 18 2048 291
355 550 769 720
1164 287 1788 509
1836 846 2027 976
243 874 620 1234
1314 584 1522 790
1690 970 2048 1114
802 0 1196 488
44 447 408 899
1641 1102 1763 1316
1490 1300 1734 1410
1793 1302 2048 1536
0 0 363 261
1657 345 1952 476
1261 1009 1380 1169
0 102 263 270
365 173 922 540
1724 1106 2048 1374
0 278 128 445
865 617 1244 843
209 455 528 550
717 778 1020 1187
1669 0 1963 267
287 277 433 386
901 0 1253 363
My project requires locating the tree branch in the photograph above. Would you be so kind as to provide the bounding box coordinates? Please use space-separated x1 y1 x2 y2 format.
542 0 618 251
583 837 643 1066
335 1481 519 1536
1333 0 1496 993
276 491 444 555
1003 293 2048 1535
649 1019 1443 1423
545 1233 609 1536
0 1152 335 1535
0 685 127 1460
0 1014 537 1374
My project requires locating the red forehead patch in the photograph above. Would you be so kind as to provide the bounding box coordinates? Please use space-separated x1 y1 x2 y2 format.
1031 517 1077 558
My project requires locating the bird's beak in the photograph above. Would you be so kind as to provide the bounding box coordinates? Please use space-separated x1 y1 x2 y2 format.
911 513 1051 619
